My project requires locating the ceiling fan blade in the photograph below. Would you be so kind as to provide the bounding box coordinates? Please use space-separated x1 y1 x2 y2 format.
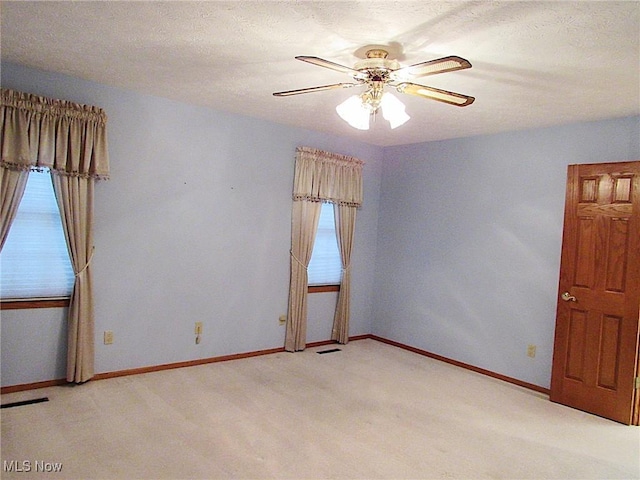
295 56 365 79
391 56 472 80
273 83 357 97
396 82 475 107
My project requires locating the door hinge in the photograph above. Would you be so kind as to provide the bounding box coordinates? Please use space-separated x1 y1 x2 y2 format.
636 377 640 390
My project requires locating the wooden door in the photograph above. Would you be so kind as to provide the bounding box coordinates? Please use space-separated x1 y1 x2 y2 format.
550 161 640 425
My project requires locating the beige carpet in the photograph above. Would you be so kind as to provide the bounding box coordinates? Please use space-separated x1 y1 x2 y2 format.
1 339 639 479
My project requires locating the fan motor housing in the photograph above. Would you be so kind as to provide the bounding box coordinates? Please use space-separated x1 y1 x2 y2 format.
354 49 400 73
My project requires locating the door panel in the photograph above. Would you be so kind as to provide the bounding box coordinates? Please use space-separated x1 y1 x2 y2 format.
565 309 587 381
574 218 595 287
550 161 640 425
597 314 621 389
605 219 628 292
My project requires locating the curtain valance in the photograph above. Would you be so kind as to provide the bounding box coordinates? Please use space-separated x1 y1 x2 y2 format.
0 88 110 179
293 146 363 207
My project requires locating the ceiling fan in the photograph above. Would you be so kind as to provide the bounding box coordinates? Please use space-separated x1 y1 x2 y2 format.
273 48 474 130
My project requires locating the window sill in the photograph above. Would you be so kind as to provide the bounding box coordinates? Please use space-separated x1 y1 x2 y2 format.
0 298 70 310
308 284 340 293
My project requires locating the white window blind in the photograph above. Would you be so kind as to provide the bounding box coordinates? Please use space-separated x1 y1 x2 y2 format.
0 170 74 300
308 202 342 286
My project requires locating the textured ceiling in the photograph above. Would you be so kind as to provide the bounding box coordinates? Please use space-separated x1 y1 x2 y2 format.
1 1 639 146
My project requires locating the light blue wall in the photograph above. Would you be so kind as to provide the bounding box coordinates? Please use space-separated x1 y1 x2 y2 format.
1 307 68 386
374 116 640 388
3 61 638 391
0 62 382 385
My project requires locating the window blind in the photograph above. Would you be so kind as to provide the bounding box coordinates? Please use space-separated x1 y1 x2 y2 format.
307 203 342 286
0 170 74 299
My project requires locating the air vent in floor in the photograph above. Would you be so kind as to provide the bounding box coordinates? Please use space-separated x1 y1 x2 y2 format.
317 348 341 354
1 397 49 409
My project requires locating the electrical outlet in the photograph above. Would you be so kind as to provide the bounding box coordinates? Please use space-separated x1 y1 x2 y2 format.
279 315 287 326
104 331 114 345
527 344 536 358
195 322 203 335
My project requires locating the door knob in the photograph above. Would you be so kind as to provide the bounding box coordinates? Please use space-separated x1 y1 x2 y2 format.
561 292 577 302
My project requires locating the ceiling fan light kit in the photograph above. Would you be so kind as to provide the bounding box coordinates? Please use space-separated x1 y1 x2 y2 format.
273 48 474 131
380 92 410 129
335 95 371 130
336 86 410 130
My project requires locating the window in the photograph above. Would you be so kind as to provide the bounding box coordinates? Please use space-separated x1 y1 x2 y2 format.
308 202 342 286
0 170 74 301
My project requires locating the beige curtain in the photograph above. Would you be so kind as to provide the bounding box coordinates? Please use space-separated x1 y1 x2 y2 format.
292 147 363 207
285 200 322 352
0 167 29 250
53 174 96 382
285 147 363 352
0 89 110 178
331 204 357 344
0 88 109 383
